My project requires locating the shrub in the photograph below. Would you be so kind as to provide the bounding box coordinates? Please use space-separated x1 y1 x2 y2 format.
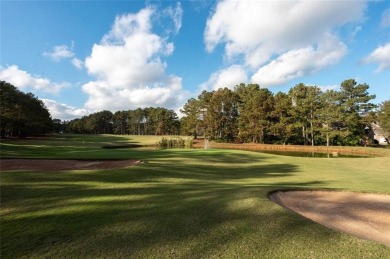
156 137 193 148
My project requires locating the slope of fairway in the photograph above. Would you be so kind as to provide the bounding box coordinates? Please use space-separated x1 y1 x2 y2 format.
1 135 389 258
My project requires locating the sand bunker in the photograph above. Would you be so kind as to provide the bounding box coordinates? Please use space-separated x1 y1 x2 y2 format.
1 159 140 171
269 190 390 247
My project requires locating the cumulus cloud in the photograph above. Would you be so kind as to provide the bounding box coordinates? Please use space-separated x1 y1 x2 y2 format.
83 5 185 112
204 0 367 87
43 45 75 62
200 65 248 91
82 76 185 112
363 42 390 72
101 8 153 45
0 65 69 94
42 99 89 120
252 35 347 86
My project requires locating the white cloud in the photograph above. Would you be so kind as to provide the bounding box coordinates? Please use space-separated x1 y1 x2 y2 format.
0 65 69 94
163 2 183 34
205 0 365 64
82 76 187 112
44 43 85 70
381 8 390 28
101 8 153 45
363 42 390 72
43 45 75 62
252 35 347 86
83 5 185 112
42 99 89 120
71 57 84 70
85 33 169 88
200 65 248 91
204 0 367 87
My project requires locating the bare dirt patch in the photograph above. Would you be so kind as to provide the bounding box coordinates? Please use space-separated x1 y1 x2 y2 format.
269 190 390 246
0 159 140 171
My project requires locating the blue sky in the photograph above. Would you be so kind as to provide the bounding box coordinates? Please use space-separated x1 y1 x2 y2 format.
1 0 389 120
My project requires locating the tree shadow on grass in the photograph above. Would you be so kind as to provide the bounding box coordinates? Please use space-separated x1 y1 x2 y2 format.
0 134 144 159
1 185 328 258
1 150 381 258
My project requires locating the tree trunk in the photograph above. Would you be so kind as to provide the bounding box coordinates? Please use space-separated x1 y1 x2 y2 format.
326 134 330 146
310 126 314 146
260 129 264 144
310 113 314 146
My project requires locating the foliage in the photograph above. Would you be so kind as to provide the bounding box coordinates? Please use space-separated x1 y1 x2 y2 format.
180 98 201 137
338 79 377 145
377 100 390 138
318 90 344 146
236 84 274 143
180 80 377 146
0 81 52 138
289 84 322 146
156 136 193 148
66 107 180 135
2 78 379 147
180 90 215 138
270 92 294 145
205 88 239 141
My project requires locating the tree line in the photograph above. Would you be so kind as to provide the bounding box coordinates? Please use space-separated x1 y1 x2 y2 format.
60 107 180 136
1 79 389 146
180 79 382 146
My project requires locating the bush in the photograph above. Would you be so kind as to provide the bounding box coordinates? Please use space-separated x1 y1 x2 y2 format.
156 137 193 148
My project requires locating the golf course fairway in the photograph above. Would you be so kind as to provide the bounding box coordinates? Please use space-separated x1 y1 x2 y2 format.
1 135 389 258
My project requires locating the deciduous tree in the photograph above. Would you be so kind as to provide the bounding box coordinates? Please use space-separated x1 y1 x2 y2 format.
0 81 52 138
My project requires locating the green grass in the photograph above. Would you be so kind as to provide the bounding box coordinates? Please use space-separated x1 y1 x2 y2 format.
0 134 166 159
1 135 390 258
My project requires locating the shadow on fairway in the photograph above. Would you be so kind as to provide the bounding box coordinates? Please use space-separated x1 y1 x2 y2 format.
1 149 338 258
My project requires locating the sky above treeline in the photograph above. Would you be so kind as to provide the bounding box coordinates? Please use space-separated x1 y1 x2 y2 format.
1 0 389 120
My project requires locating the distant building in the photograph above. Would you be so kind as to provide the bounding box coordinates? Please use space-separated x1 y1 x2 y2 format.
371 123 389 145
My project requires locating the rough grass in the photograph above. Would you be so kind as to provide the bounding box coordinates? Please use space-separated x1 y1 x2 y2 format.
1 134 389 258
